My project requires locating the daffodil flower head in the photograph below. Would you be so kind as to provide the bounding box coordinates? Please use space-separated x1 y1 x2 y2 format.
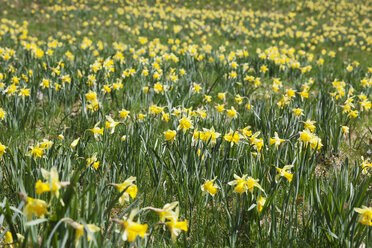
113 176 138 204
228 174 248 194
146 201 179 223
36 167 69 205
89 122 104 139
201 177 219 196
86 153 100 170
23 196 48 220
224 129 240 145
226 106 238 119
105 115 120 134
65 219 100 247
246 176 265 194
28 145 44 159
275 165 294 183
166 216 188 242
0 141 8 158
303 119 316 132
177 116 193 133
257 196 266 212
118 208 148 242
164 129 177 142
202 127 220 145
70 137 80 148
354 206 372 226
270 132 285 148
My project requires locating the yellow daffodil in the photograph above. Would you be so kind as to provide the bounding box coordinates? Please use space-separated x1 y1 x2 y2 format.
224 129 240 144
201 177 219 196
257 196 266 212
111 176 138 204
360 157 372 175
164 129 177 142
292 108 304 117
114 208 148 242
341 126 349 135
144 201 179 222
70 138 80 148
275 165 294 183
270 132 285 148
228 174 248 194
202 127 220 145
0 141 7 158
23 196 48 220
215 104 225 113
28 145 44 158
303 120 316 132
89 122 104 139
64 219 100 247
226 106 237 119
354 206 372 226
105 116 120 134
86 153 100 170
177 116 193 133
0 107 6 120
166 217 188 242
246 176 265 194
119 109 130 119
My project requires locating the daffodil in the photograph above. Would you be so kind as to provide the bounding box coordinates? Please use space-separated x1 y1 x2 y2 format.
4 231 24 247
28 145 44 158
341 126 349 135
144 201 179 222
226 106 237 119
202 127 220 145
246 176 265 194
89 122 104 139
257 196 266 212
177 116 193 133
166 216 188 242
164 129 177 142
360 157 372 175
292 108 304 117
275 165 294 183
119 109 130 118
114 208 148 242
0 141 7 158
70 137 80 148
249 132 264 152
303 119 316 132
299 129 322 150
215 104 225 113
192 83 201 93
228 174 248 194
162 113 170 122
22 196 48 220
218 92 226 101
201 177 219 196
40 139 53 149
110 176 138 204
270 132 285 148
224 129 240 144
64 219 100 247
105 116 120 134
299 129 313 143
86 153 100 170
239 126 252 138
354 206 372 226
85 90 97 102
0 107 6 120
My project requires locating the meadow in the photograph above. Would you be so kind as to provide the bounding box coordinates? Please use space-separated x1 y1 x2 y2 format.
0 0 371 247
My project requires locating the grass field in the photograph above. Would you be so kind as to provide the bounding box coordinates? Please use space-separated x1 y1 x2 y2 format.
0 0 371 247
